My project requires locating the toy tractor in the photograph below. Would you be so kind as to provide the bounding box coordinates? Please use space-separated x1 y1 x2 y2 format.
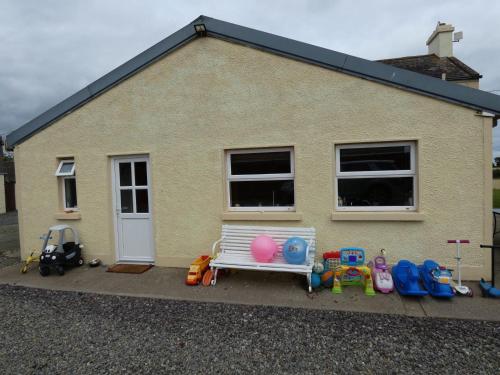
38 225 84 276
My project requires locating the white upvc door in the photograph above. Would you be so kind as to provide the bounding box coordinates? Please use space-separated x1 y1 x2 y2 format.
112 156 154 263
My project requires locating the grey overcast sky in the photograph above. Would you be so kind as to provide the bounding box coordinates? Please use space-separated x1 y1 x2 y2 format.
1 0 500 154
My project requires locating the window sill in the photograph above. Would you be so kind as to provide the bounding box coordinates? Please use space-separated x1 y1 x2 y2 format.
54 212 81 220
222 212 303 221
331 211 424 221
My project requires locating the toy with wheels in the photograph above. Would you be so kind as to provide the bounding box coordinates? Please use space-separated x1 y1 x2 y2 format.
332 248 375 296
418 259 454 298
21 251 40 274
392 260 428 296
367 250 394 294
186 255 211 285
38 225 84 276
447 240 472 297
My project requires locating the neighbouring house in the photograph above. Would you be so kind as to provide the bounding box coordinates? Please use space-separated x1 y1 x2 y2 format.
6 16 500 279
0 136 15 214
379 22 482 89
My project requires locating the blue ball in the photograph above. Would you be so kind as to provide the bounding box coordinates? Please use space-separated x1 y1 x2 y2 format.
311 273 321 289
283 236 308 264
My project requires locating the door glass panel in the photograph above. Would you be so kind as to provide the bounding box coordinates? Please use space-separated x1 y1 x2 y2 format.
135 162 148 186
119 163 132 186
136 189 149 213
120 190 133 213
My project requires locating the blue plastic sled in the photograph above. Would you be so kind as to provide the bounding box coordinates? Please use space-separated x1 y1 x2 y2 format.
479 279 500 298
418 260 454 298
392 260 428 296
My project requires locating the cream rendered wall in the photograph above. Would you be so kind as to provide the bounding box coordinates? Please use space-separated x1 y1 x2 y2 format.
456 79 480 89
14 37 492 279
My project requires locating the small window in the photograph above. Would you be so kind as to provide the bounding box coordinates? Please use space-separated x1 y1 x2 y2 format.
336 142 416 211
226 148 295 211
63 177 78 209
56 159 78 210
55 160 75 176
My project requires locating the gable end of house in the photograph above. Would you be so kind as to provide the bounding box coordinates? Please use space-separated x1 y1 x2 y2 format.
6 15 500 149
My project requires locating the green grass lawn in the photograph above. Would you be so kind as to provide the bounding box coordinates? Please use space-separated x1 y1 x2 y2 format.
494 190 500 208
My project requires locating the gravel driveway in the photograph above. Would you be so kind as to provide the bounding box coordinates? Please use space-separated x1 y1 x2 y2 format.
1 285 499 374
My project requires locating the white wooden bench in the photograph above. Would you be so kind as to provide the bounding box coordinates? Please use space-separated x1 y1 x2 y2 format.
209 225 316 292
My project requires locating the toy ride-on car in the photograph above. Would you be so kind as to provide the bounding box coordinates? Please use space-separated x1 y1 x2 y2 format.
39 225 84 276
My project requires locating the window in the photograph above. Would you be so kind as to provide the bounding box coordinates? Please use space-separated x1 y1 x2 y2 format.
226 148 295 211
55 160 75 176
63 176 78 209
335 142 416 211
56 159 78 210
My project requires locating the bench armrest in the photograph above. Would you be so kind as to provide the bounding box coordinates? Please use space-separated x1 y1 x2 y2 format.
211 236 225 257
306 238 314 265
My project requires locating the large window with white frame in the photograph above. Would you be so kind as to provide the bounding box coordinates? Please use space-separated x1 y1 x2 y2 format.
335 142 416 211
55 160 78 210
226 148 295 211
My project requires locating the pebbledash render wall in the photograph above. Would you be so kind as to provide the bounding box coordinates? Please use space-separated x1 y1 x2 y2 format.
14 37 493 279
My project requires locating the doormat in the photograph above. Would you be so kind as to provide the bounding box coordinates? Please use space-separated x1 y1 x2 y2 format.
106 264 153 274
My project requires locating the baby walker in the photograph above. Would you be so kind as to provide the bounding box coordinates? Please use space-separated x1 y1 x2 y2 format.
332 247 375 296
447 240 473 297
367 249 394 294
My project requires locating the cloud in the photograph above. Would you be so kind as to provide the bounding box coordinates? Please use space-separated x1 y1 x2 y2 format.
1 0 500 154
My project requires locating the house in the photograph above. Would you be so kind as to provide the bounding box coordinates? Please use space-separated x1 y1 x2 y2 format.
379 22 482 89
6 16 500 279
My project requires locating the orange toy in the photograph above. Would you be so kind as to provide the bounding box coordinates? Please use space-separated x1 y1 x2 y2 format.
186 255 211 285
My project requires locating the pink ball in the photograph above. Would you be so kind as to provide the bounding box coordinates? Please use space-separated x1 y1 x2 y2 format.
251 235 278 263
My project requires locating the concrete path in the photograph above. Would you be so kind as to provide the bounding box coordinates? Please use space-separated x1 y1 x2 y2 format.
1 263 499 321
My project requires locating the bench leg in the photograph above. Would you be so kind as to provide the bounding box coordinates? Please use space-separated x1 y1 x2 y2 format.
307 273 312 293
211 267 219 286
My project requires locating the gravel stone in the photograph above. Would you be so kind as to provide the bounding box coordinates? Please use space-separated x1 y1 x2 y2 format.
0 284 499 374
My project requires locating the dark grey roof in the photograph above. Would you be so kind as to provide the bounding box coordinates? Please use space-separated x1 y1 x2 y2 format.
7 15 500 148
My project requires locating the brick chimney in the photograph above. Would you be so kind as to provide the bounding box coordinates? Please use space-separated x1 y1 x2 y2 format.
426 22 454 57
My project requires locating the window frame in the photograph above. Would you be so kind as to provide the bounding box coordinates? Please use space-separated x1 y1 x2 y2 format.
55 160 76 177
335 141 417 212
226 147 295 212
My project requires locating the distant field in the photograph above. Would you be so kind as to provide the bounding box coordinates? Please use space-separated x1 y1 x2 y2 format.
494 190 500 208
